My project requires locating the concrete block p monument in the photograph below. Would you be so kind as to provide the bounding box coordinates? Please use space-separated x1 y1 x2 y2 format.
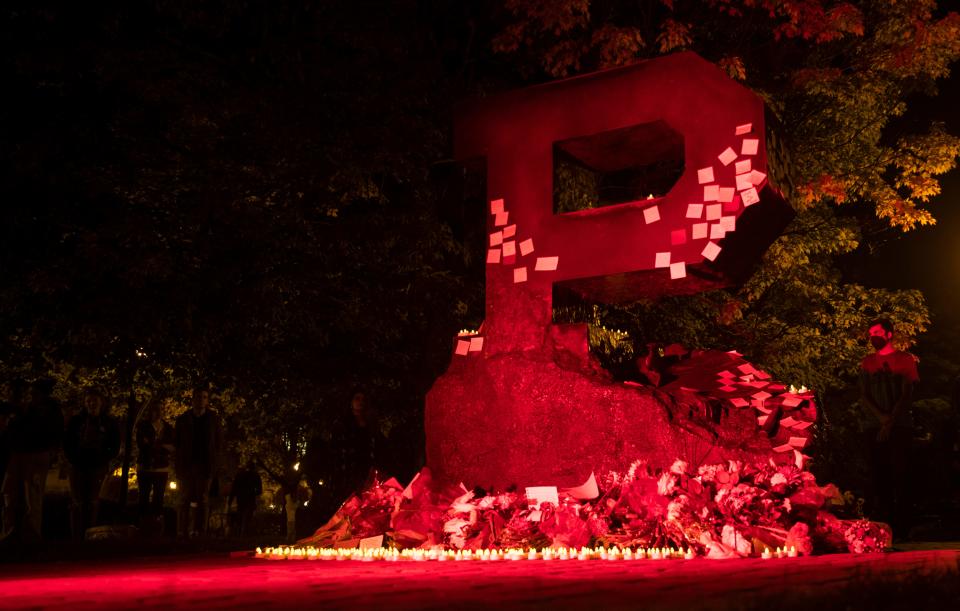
426 51 807 490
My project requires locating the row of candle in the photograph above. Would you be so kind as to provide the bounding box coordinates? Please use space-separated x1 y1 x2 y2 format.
254 545 798 561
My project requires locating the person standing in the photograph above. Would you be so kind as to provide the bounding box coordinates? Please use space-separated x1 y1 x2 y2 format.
136 399 174 517
229 461 262 538
174 385 221 539
859 318 919 536
64 388 120 540
338 389 378 496
1 379 63 543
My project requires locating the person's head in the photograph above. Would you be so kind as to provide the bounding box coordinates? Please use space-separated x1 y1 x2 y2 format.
192 385 210 414
83 387 109 417
867 318 895 351
350 389 366 417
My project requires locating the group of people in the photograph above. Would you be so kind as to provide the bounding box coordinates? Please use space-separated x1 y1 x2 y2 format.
0 380 267 544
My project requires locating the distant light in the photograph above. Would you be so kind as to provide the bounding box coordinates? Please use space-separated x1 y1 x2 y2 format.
169 481 178 490
317 479 325 487
292 462 300 472
303 501 309 507
135 348 148 358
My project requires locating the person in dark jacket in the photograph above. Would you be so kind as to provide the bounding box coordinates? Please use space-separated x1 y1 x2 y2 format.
1 379 63 542
229 461 262 537
136 398 174 515
0 380 27 536
175 385 221 538
64 387 120 539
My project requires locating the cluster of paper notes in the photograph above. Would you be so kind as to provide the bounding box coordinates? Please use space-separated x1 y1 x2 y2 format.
655 123 768 282
710 354 814 469
486 198 560 284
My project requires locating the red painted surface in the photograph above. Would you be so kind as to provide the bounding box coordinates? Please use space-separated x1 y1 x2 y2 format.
426 53 799 489
0 550 957 609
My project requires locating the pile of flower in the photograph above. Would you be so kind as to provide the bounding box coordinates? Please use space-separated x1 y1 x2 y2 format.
299 459 890 557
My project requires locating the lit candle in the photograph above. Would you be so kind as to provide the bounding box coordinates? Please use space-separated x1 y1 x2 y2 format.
787 546 798 558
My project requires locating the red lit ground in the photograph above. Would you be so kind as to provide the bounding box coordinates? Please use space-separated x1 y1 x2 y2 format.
1 548 959 610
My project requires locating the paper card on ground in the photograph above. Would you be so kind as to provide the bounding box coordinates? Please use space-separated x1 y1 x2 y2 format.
735 159 752 174
754 369 771 380
718 187 735 203
702 241 721 261
671 229 687 245
773 443 794 453
469 336 484 352
502 241 516 257
692 223 708 240
697 167 715 184
718 370 736 378
402 472 422 499
718 147 737 166
779 417 799 428
655 252 671 268
706 203 722 220
758 415 769 426
525 486 559 508
489 231 503 247
781 395 802 407
710 223 727 239
752 390 773 401
560 473 599 500
486 249 501 264
686 203 704 219
519 238 534 256
644 205 660 224
730 398 750 407
494 211 509 227
788 436 808 448
718 385 736 392
455 340 470 356
513 266 527 283
735 123 753 135
754 403 772 414
669 261 686 279
794 450 808 470
741 138 759 155
535 256 558 271
741 187 760 206
793 421 813 430
502 224 516 239
704 185 720 201
490 198 505 214
359 535 384 550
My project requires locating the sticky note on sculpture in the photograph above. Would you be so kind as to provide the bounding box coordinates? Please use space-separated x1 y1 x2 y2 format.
455 340 470 356
490 198 505 214
669 261 686 279
655 252 671 268
718 147 737 166
735 159 752 174
692 223 708 239
535 256 559 271
502 241 516 257
525 486 559 508
704 185 720 201
644 205 660 224
706 204 722 220
489 231 503 247
519 238 534 256
686 203 704 219
741 187 760 206
494 211 509 227
698 167 715 184
741 138 759 155
735 123 753 135
513 267 527 283
469 336 484 352
486 249 501 264
701 241 721 261
502 224 516 239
